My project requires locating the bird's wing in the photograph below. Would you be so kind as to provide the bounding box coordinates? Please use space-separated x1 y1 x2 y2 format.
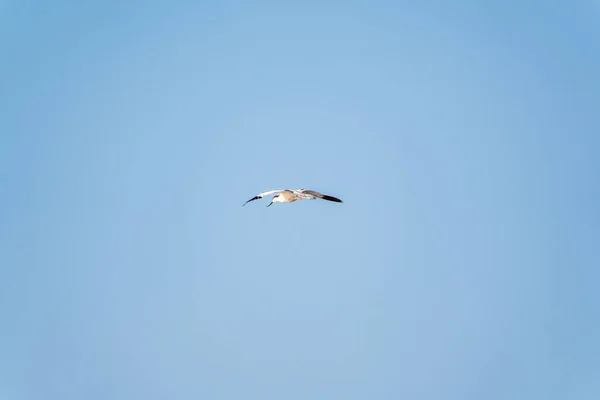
242 189 285 206
258 189 285 197
297 189 343 203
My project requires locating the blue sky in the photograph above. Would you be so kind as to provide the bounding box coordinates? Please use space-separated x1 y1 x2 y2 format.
1 1 599 399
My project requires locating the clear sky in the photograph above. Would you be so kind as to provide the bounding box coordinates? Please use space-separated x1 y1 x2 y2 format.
1 1 599 399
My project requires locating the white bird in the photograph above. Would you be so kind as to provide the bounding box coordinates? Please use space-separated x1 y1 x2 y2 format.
243 189 343 207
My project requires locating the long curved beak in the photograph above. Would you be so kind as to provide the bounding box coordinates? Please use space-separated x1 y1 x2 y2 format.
266 201 273 207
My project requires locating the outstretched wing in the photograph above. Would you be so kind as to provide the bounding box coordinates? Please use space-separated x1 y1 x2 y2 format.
297 189 343 203
242 190 284 206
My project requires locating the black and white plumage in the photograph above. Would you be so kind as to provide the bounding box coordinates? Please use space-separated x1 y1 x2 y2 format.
243 189 343 207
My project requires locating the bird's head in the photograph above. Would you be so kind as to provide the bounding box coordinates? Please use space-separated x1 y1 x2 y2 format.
266 194 280 207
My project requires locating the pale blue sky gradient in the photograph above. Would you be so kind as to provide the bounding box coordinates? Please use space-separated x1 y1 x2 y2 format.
1 1 599 399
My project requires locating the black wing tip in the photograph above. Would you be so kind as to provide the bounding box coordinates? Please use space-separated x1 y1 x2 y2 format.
323 195 343 203
242 195 261 206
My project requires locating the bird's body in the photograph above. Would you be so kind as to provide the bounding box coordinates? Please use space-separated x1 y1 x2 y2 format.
243 189 343 207
275 190 299 203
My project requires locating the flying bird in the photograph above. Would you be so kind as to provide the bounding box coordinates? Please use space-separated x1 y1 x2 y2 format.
243 189 343 207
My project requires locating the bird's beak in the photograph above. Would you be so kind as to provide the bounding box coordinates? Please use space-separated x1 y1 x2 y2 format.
266 201 273 207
